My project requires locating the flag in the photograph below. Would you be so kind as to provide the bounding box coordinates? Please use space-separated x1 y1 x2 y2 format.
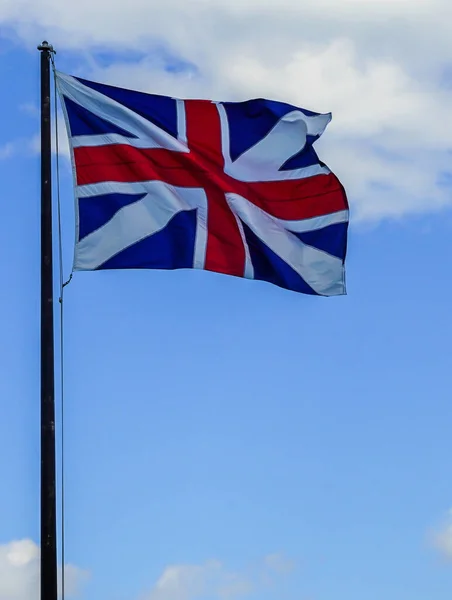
56 72 348 296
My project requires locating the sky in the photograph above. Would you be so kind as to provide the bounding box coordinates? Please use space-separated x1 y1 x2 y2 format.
0 0 452 598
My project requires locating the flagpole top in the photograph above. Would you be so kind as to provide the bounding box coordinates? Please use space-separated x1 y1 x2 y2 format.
37 41 55 54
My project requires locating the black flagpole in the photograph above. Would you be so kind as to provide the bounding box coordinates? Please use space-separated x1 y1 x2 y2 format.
38 40 58 600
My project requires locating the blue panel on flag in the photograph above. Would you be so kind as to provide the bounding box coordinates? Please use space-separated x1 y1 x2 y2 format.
63 96 136 138
280 140 321 171
223 98 321 171
242 223 318 295
295 222 348 261
97 210 197 271
75 76 179 139
78 193 147 241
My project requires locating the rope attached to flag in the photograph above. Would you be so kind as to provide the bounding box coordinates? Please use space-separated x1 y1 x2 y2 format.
51 53 73 600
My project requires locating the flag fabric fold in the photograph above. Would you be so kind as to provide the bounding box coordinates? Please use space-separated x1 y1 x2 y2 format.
56 71 348 296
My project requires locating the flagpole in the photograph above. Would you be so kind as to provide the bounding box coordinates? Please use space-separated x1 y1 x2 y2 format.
38 40 58 600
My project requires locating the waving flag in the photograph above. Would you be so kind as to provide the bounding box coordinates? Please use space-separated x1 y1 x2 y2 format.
56 72 348 295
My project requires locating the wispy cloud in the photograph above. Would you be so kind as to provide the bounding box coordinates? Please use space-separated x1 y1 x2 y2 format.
29 113 71 159
19 102 39 117
0 133 67 161
142 553 295 600
0 539 296 600
429 509 452 562
263 553 295 575
0 539 89 599
0 142 16 160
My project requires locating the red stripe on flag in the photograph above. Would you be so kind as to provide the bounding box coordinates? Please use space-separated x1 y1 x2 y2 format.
244 173 349 220
74 145 347 221
185 101 246 277
74 145 203 187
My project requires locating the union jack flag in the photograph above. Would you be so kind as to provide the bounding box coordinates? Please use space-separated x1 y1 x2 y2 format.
57 72 348 295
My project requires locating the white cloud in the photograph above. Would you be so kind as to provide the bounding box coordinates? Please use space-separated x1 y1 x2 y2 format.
0 135 64 161
430 510 452 562
144 560 247 600
263 553 295 575
2 0 452 220
0 142 15 160
0 539 88 600
0 541 292 600
29 113 71 158
19 102 39 116
142 554 294 600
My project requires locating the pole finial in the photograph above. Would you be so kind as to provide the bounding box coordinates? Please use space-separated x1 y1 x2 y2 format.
38 40 55 53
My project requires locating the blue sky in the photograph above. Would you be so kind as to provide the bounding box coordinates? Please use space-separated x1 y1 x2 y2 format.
1 4 452 598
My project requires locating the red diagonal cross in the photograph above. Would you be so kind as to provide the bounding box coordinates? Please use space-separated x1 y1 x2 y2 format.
74 101 346 276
